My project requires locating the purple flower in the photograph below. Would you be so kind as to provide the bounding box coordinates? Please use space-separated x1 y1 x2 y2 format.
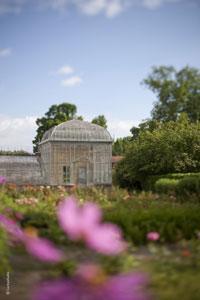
0 214 64 263
0 176 6 185
57 197 126 255
32 271 149 300
0 214 24 241
25 236 64 263
147 232 160 241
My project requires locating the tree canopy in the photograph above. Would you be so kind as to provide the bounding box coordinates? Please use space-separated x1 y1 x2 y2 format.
91 115 107 128
114 114 200 189
143 65 200 122
112 137 132 156
33 103 82 153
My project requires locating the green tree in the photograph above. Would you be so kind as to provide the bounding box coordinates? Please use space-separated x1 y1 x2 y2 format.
115 114 200 189
143 65 200 122
33 102 81 153
112 137 132 156
130 119 161 139
91 115 107 128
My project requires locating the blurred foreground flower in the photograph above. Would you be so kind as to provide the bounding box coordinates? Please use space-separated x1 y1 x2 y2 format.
0 197 126 262
58 197 127 255
147 232 160 241
32 264 149 300
0 214 64 263
0 175 6 185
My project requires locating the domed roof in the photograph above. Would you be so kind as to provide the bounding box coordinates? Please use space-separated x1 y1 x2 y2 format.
40 120 112 143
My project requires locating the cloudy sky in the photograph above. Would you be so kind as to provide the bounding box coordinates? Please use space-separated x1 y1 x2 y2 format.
0 0 200 151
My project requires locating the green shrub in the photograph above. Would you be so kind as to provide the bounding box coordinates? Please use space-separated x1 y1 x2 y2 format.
104 204 200 245
115 116 200 189
154 178 179 194
151 173 200 201
176 175 200 197
143 172 200 191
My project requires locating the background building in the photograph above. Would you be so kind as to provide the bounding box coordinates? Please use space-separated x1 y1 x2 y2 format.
0 120 113 186
39 120 112 186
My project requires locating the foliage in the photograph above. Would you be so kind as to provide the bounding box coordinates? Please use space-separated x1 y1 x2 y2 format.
0 229 10 275
114 115 200 189
144 172 200 191
143 65 200 122
32 102 82 153
150 174 200 202
176 175 200 198
0 150 33 156
91 115 107 128
130 119 160 140
1 185 200 246
112 136 132 156
154 178 179 194
1 184 200 298
104 202 200 245
146 240 200 300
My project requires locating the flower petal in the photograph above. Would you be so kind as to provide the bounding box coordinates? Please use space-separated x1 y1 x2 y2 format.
0 214 25 241
25 236 64 263
147 232 160 241
31 278 79 300
57 197 82 240
86 223 127 255
101 272 150 300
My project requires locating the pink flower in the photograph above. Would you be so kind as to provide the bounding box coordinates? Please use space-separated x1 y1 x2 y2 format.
58 197 126 255
32 271 150 300
25 237 64 263
0 214 24 241
147 232 160 241
0 214 64 263
0 176 6 185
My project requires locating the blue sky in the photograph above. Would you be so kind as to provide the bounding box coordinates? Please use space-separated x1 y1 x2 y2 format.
0 0 200 151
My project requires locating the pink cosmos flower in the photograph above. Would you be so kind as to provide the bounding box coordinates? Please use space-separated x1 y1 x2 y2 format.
147 232 160 241
0 176 6 185
32 269 149 300
0 214 64 263
24 236 64 263
0 214 24 241
57 197 126 255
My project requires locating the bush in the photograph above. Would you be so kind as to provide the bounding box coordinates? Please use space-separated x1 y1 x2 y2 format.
104 203 200 245
155 178 179 194
176 175 200 197
144 172 200 191
115 116 200 189
151 174 200 202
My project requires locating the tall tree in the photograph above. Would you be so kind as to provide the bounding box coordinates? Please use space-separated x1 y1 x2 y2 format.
91 115 107 128
143 65 200 122
33 102 81 153
112 137 132 156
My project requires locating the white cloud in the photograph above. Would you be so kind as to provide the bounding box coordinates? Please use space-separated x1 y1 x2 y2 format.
0 114 139 151
51 64 82 87
57 65 74 75
77 0 126 17
142 0 180 9
0 48 12 57
61 75 82 86
105 0 125 17
0 115 37 152
0 0 184 16
108 119 140 139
